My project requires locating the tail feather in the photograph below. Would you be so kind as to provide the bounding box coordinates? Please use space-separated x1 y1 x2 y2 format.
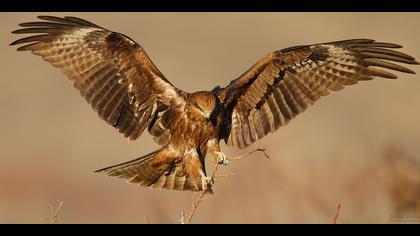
95 148 211 192
95 150 159 179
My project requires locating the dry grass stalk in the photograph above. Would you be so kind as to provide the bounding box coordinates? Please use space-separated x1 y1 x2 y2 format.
47 201 64 224
179 211 186 224
331 203 341 224
183 147 270 224
382 144 420 220
214 173 235 178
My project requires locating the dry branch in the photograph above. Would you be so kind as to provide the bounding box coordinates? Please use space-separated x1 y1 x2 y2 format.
183 147 270 224
331 203 341 224
47 201 64 224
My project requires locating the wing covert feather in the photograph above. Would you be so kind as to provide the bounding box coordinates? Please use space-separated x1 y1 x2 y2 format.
11 16 186 141
216 39 418 148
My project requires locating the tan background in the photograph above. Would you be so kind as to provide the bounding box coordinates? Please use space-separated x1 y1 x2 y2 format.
1 13 420 223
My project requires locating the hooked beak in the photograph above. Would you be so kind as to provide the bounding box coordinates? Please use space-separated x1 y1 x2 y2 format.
204 111 211 119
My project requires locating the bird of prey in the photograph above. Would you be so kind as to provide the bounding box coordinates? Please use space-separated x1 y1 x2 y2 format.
11 16 418 193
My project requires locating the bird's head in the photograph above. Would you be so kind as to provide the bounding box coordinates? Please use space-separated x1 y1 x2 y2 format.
189 91 219 119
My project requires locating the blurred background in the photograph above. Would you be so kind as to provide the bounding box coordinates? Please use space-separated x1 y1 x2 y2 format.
1 13 420 223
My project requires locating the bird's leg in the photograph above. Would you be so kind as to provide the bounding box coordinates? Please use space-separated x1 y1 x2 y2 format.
201 175 214 194
203 176 214 186
206 139 229 165
214 151 229 165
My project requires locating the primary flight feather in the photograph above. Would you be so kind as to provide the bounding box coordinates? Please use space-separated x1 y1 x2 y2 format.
11 16 419 192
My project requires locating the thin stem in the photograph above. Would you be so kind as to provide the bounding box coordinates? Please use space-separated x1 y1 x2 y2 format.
331 203 341 224
228 148 270 160
47 201 64 224
214 173 235 178
183 147 268 224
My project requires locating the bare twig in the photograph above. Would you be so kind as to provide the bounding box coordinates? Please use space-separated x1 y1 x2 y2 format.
185 190 208 224
214 173 235 178
228 147 270 160
331 203 341 224
47 201 64 224
183 147 268 224
179 211 186 224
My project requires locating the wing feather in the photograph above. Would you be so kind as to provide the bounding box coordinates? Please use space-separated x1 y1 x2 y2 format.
217 39 418 148
11 16 186 141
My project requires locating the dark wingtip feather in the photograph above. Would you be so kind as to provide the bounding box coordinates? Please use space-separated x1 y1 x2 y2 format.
404 68 416 74
12 27 61 34
403 68 416 74
63 16 101 28
10 15 103 49
15 43 39 51
364 58 417 74
374 42 403 48
94 168 106 173
19 21 75 28
37 15 65 22
9 40 18 46
36 15 86 27
10 34 51 46
366 67 398 79
330 38 375 45
94 164 115 173
18 22 31 27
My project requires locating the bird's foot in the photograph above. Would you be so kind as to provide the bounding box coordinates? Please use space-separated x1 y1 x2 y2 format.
203 176 214 185
202 176 214 193
214 151 229 165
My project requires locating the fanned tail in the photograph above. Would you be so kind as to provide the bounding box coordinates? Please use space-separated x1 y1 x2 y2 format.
95 148 212 192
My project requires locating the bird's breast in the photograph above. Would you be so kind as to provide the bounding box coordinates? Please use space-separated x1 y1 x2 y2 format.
168 106 219 150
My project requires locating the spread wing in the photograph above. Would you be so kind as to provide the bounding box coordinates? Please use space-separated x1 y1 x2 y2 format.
10 16 186 141
216 39 418 149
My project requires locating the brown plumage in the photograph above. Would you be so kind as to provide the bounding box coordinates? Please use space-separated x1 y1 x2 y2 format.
10 16 419 192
